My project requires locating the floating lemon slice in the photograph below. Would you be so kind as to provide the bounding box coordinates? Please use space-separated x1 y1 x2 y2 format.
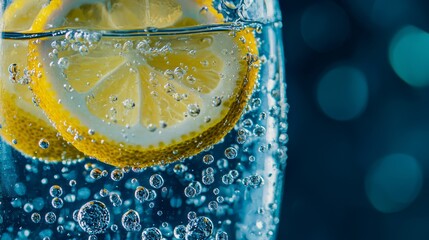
28 0 259 167
0 0 83 161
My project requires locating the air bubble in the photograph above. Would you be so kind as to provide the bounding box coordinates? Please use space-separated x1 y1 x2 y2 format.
216 230 229 240
174 164 188 174
187 211 197 220
23 203 33 213
185 216 214 240
202 155 214 165
174 225 187 239
141 227 162 240
185 186 197 198
99 189 109 197
38 139 50 149
51 197 64 209
224 147 238 159
45 212 56 224
111 224 119 232
253 125 266 137
229 170 239 179
212 96 222 107
31 213 41 223
243 175 264 188
49 185 63 197
90 168 103 180
109 193 122 207
187 104 201 117
57 57 69 69
135 186 149 202
187 75 196 84
111 169 124 181
149 174 164 189
208 201 218 211
146 190 157 201
121 209 141 232
78 200 110 235
222 174 234 185
174 67 186 79
122 98 136 109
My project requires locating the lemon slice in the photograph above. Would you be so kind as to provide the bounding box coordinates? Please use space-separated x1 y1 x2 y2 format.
0 0 83 161
29 0 259 167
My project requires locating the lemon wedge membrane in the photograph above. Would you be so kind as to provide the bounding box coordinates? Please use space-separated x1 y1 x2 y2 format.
0 0 83 161
28 0 259 167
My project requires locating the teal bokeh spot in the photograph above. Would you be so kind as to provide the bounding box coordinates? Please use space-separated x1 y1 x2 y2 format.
365 154 422 213
389 26 429 87
317 66 368 121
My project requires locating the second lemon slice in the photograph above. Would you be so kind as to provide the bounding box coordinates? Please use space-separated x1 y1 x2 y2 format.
29 0 259 167
0 0 82 161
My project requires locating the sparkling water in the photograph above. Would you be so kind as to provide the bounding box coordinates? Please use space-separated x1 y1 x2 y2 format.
0 6 286 240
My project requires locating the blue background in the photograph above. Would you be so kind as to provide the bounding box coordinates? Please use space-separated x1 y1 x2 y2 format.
278 0 429 239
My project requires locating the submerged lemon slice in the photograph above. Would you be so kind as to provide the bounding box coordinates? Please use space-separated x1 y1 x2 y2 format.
29 0 259 167
0 0 83 161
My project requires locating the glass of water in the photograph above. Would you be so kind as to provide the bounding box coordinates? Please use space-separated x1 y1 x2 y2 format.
0 0 287 239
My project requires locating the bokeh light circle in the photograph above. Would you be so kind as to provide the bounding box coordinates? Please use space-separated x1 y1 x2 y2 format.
317 66 368 121
301 1 350 52
365 154 423 213
389 25 429 87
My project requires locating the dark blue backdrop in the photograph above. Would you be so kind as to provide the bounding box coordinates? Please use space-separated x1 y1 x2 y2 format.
279 0 429 239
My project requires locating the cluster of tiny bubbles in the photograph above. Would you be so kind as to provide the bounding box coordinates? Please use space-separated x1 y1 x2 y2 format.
109 192 123 207
185 216 214 240
174 225 187 239
77 200 110 235
215 230 229 240
45 212 56 224
202 167 215 185
184 181 203 198
89 168 103 180
243 174 264 188
149 174 164 189
110 168 124 181
121 209 141 232
141 227 162 240
31 212 41 223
